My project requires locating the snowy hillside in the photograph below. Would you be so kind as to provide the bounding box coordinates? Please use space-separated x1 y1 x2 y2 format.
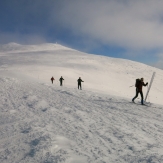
0 43 163 163
0 43 163 105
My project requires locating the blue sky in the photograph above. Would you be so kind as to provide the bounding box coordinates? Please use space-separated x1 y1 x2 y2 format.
0 0 163 69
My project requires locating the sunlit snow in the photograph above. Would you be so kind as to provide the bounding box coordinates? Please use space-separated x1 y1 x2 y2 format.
0 43 163 163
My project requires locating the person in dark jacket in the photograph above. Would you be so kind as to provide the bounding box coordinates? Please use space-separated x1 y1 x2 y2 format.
59 76 64 86
132 78 148 105
51 76 54 84
77 77 84 90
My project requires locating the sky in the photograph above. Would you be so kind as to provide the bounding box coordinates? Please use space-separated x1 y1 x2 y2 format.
0 0 163 69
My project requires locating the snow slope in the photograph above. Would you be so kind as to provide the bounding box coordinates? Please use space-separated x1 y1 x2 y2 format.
0 43 163 163
0 43 163 105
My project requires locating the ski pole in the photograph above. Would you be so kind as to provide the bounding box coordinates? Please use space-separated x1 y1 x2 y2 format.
129 85 134 87
145 72 156 102
145 84 150 103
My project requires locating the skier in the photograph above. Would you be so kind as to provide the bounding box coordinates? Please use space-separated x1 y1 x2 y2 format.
59 76 64 86
132 78 148 105
77 77 84 90
51 76 55 84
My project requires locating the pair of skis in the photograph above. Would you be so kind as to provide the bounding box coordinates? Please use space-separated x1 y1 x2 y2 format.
131 100 152 107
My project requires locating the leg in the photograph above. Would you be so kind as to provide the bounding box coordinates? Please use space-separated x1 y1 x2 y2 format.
132 88 139 101
140 91 144 104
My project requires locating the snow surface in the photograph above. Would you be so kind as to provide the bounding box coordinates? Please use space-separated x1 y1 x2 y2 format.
0 43 163 163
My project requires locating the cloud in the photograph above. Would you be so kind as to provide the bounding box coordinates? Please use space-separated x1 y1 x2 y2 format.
53 0 163 50
1 0 163 52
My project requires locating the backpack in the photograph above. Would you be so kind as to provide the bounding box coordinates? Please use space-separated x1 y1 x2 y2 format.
135 79 140 87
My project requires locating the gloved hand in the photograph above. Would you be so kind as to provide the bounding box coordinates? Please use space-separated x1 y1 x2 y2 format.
146 82 148 85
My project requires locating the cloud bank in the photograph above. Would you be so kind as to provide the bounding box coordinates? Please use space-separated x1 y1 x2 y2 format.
54 0 163 50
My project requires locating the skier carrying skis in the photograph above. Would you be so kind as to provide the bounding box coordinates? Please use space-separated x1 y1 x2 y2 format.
59 76 64 86
132 78 148 105
77 77 84 90
51 76 55 84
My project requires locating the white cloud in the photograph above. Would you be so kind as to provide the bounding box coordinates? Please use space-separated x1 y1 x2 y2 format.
54 0 163 50
2 0 163 51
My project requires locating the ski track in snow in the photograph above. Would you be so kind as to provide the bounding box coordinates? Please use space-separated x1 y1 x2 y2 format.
0 77 163 163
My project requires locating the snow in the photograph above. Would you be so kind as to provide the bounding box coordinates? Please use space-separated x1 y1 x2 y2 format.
0 43 163 163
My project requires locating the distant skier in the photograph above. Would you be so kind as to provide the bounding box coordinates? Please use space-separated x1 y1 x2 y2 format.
77 77 84 90
51 76 55 84
132 78 148 105
59 76 64 86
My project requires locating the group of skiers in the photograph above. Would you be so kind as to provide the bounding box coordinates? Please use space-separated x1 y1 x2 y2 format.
51 76 84 90
51 76 64 86
51 76 148 104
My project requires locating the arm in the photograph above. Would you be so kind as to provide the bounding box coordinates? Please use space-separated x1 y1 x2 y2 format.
143 82 148 86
